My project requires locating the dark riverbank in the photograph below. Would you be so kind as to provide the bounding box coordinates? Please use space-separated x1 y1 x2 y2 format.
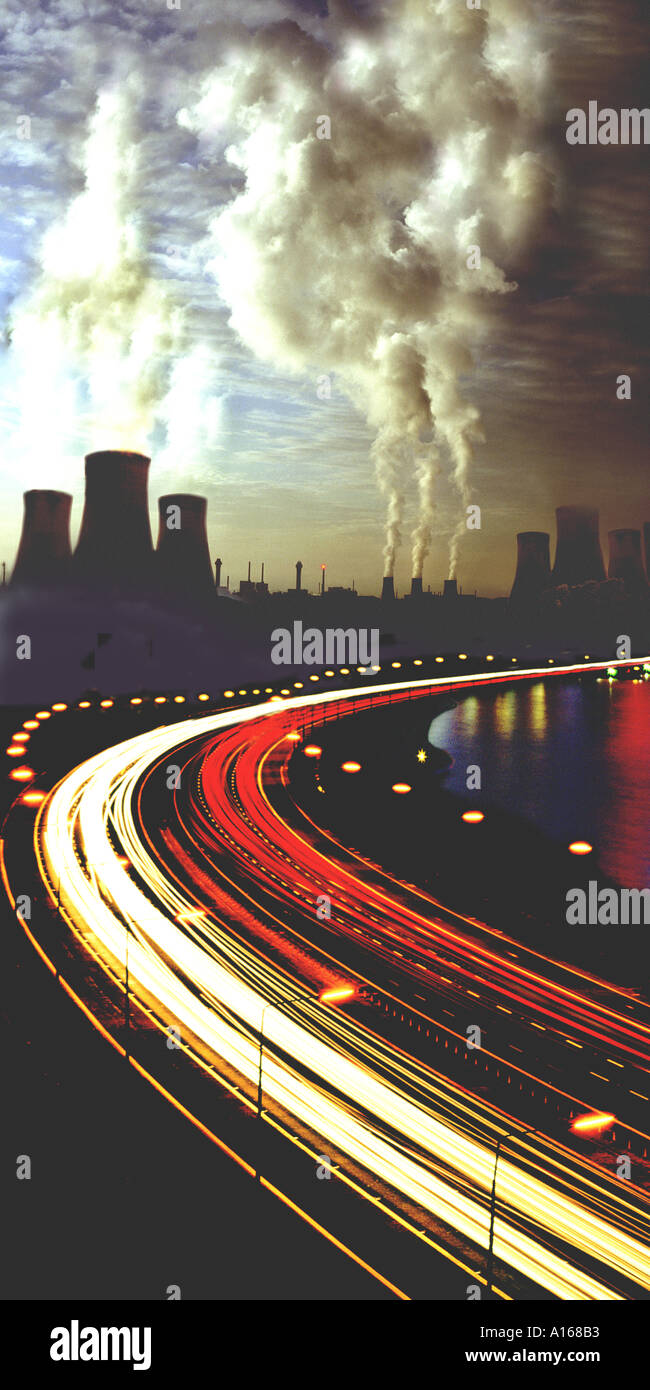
289 682 650 992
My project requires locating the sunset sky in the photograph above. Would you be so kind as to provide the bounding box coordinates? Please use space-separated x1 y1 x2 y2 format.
0 0 647 597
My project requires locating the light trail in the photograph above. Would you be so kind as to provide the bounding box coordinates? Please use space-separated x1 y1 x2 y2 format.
22 658 650 1298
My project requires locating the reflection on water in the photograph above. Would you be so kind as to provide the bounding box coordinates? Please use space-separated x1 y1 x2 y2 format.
429 680 650 888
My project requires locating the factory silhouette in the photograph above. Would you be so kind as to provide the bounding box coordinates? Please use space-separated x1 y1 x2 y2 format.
6 448 650 607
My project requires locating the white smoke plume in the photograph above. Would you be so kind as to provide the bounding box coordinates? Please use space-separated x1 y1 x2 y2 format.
7 87 186 475
180 0 556 578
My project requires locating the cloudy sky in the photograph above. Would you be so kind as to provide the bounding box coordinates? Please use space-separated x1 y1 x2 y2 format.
0 0 647 597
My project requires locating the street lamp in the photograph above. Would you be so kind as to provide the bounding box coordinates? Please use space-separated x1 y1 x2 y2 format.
485 1124 537 1298
256 984 356 1175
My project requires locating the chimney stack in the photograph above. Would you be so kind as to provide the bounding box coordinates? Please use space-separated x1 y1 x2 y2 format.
156 494 215 604
73 450 154 594
552 506 605 586
11 490 72 588
381 575 395 600
295 560 303 592
607 529 648 593
215 557 222 589
443 578 458 600
410 576 423 598
510 531 551 604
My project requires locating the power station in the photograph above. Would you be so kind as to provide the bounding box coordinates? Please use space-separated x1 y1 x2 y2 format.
551 506 605 587
11 490 72 588
156 494 215 604
510 532 551 604
4 445 649 612
73 450 154 594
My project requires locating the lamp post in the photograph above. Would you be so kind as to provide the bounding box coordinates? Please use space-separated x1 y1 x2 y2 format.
256 984 356 1177
485 1124 536 1298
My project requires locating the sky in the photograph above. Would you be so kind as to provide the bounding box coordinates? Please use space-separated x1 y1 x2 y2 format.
0 0 647 598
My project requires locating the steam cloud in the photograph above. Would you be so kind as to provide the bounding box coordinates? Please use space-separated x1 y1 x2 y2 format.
8 87 185 474
180 0 556 577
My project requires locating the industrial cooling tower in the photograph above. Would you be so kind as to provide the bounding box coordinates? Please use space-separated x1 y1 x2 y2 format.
381 575 395 600
551 506 605 586
156 494 215 604
607 529 648 593
73 450 154 593
410 576 424 597
10 490 72 588
510 531 551 604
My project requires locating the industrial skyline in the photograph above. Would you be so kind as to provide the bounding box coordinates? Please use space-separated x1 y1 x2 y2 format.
6 447 650 606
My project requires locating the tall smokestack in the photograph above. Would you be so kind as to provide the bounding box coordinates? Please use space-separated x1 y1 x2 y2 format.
381 575 395 600
11 490 72 588
156 494 215 604
410 576 423 598
608 529 647 593
510 531 551 604
215 557 222 589
73 450 154 593
551 506 605 586
443 578 458 600
295 560 303 592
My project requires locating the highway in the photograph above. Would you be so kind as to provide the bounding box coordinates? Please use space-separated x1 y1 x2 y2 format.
8 658 650 1299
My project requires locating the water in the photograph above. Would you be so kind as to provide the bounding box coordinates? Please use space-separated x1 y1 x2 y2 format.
428 678 650 889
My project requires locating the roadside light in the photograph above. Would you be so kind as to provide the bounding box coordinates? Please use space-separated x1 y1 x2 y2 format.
392 782 411 794
569 841 592 855
462 810 484 823
304 745 322 758
10 766 34 782
341 761 361 773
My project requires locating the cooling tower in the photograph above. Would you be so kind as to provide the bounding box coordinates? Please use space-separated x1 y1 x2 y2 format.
410 576 423 597
11 490 72 588
607 529 648 593
73 450 154 593
381 575 395 600
443 579 458 600
510 531 551 603
156 494 215 603
551 506 605 586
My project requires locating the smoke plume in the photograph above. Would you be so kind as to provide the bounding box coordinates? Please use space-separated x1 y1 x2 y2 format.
180 0 555 577
8 87 185 474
